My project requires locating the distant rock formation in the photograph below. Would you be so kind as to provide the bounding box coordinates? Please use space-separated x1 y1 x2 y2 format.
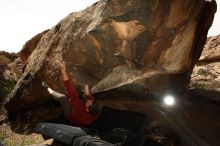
191 35 220 90
0 51 19 98
0 51 22 122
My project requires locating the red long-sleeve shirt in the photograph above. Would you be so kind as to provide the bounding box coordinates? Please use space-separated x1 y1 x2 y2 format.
64 79 99 126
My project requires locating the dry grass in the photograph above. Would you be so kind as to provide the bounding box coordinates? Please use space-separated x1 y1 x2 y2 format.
0 55 11 64
0 122 44 146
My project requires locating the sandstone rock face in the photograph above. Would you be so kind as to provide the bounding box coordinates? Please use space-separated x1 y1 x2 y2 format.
19 30 49 63
5 0 216 112
199 35 220 62
191 35 220 90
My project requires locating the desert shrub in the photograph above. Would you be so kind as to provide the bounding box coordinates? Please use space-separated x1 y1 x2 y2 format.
0 52 17 105
190 82 210 89
0 77 16 103
0 51 17 62
0 55 11 64
198 68 209 76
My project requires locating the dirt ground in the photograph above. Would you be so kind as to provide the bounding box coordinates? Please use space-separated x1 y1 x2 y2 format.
0 122 44 146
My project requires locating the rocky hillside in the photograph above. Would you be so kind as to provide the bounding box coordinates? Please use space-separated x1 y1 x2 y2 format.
191 35 220 90
0 51 23 122
0 51 17 121
0 51 18 103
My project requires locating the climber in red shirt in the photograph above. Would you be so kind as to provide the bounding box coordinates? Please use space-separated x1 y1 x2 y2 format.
42 61 100 126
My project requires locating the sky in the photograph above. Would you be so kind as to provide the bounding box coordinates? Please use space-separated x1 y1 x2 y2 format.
0 0 219 53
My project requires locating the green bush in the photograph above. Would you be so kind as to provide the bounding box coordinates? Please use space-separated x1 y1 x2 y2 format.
0 77 16 103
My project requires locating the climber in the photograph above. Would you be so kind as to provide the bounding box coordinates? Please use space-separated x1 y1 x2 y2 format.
42 60 101 126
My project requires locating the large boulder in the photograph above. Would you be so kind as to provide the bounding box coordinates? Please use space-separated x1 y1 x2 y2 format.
5 0 216 112
19 30 49 63
191 35 220 89
199 35 220 62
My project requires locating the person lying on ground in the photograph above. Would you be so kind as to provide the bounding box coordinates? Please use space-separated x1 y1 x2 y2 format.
42 60 101 126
